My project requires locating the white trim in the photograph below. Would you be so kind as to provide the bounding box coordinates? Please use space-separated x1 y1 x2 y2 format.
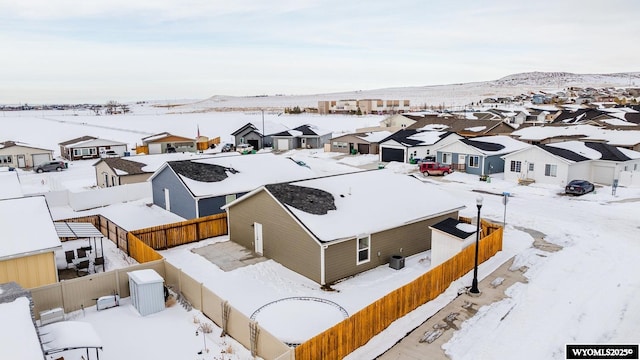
356 234 371 265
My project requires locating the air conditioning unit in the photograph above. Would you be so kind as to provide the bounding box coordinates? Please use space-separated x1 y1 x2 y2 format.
40 307 65 326
96 294 120 311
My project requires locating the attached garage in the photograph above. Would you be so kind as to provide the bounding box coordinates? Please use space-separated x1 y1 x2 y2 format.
592 164 615 185
381 147 404 162
32 153 51 167
277 139 290 151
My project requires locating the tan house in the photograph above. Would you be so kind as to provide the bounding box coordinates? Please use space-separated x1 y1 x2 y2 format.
140 132 196 154
329 131 393 155
0 196 61 288
0 140 53 169
93 153 198 187
222 170 465 285
59 136 128 161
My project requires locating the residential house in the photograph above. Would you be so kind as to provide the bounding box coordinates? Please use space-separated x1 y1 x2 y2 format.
141 132 196 154
0 196 61 288
403 115 518 138
93 153 198 187
222 170 465 285
502 141 640 186
59 136 128 161
378 129 462 163
329 131 392 155
270 124 332 151
149 153 314 219
230 122 289 150
436 136 530 175
0 140 53 168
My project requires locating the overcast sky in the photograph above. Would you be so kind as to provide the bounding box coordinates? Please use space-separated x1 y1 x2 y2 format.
1 0 638 104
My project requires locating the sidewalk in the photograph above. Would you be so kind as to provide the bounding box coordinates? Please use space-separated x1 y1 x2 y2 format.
377 257 528 360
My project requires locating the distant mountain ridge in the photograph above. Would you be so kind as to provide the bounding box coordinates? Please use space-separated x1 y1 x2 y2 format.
175 71 640 111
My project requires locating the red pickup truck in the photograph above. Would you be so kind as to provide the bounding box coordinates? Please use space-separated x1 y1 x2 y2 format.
419 161 453 176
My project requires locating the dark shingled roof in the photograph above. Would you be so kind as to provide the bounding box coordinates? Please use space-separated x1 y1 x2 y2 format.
168 160 238 182
584 142 631 161
59 135 96 146
537 144 590 162
431 218 476 239
102 157 148 175
460 138 505 152
266 183 336 215
379 129 452 147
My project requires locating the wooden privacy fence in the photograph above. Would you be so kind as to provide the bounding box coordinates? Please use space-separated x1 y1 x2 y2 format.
130 213 228 250
295 221 503 360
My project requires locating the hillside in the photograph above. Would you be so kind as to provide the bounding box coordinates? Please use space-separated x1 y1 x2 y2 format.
165 71 640 112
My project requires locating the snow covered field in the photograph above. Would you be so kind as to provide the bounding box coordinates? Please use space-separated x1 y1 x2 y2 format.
3 107 640 359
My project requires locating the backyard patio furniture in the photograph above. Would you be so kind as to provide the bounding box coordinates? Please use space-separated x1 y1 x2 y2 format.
75 260 90 276
64 250 76 269
93 257 105 272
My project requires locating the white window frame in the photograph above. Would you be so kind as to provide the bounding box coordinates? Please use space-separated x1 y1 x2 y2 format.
528 163 535 171
356 234 371 265
544 164 557 177
510 160 522 173
441 152 452 164
469 156 480 168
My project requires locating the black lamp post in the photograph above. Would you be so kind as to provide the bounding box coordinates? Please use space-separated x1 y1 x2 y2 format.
469 195 483 295
261 109 265 149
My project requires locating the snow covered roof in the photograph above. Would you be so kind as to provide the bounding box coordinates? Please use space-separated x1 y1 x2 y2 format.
0 297 43 360
98 153 201 174
128 269 164 284
406 131 452 145
355 131 393 143
0 196 61 259
511 125 601 141
272 124 331 137
63 137 127 148
459 135 530 155
265 170 466 242
0 140 52 152
40 321 103 356
543 141 636 162
166 153 314 198
430 217 477 239
54 222 104 239
141 132 194 143
0 171 23 200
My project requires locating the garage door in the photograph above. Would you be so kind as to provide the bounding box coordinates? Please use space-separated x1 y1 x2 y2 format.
248 139 259 150
277 139 289 151
592 165 615 185
32 153 50 167
381 147 404 162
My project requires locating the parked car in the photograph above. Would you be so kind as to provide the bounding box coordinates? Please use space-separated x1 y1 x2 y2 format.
220 143 234 152
35 161 65 173
419 161 452 176
565 180 594 196
236 143 254 154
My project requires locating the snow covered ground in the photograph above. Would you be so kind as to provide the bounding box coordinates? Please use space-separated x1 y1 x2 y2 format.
3 109 640 359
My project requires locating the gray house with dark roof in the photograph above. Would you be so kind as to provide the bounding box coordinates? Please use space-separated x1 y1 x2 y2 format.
502 141 640 186
270 124 332 151
149 153 314 219
222 170 465 285
436 136 530 175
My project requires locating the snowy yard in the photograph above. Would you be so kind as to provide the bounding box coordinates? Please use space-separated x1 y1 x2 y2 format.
3 108 640 359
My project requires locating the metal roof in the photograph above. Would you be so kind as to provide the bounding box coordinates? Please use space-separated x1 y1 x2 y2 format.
54 222 104 239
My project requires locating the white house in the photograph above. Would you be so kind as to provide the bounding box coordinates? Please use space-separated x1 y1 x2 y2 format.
502 141 640 186
378 129 462 163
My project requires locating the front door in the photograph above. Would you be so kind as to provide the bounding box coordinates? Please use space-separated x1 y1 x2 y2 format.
458 154 466 172
301 138 307 149
17 155 26 168
254 222 263 255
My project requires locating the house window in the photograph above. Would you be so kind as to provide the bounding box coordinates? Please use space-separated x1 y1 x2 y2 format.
0 155 12 164
545 164 557 177
441 153 451 164
73 148 96 156
469 156 480 168
510 160 522 173
634 164 638 171
332 141 347 149
528 163 535 171
357 235 370 264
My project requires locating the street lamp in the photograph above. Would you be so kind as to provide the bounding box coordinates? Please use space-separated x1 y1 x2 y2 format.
261 109 265 150
469 195 483 295
196 324 209 355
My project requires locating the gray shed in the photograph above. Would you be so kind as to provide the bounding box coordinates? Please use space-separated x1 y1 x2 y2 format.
128 269 165 316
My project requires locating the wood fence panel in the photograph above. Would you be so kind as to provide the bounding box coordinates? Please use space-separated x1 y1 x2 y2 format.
131 213 228 250
296 222 503 360
128 233 163 264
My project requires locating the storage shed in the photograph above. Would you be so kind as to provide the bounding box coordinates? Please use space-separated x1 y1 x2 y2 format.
128 269 165 316
429 218 477 267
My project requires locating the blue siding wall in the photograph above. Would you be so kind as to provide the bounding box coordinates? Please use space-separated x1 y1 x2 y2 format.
151 168 197 219
198 196 227 216
485 155 505 174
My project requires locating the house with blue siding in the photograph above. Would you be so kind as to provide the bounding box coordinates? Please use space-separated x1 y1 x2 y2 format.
271 124 332 151
149 153 314 219
436 136 530 176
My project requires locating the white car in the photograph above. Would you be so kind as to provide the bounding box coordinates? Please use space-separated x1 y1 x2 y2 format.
236 144 254 153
